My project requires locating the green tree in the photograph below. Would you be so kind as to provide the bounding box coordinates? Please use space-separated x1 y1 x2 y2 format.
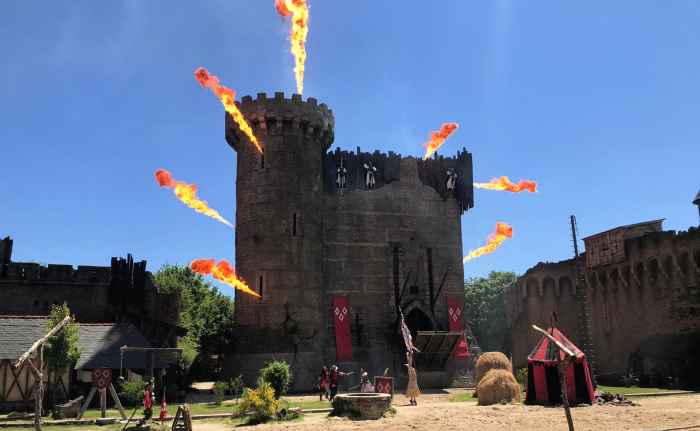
153 263 236 380
43 303 82 407
260 360 292 399
464 270 518 355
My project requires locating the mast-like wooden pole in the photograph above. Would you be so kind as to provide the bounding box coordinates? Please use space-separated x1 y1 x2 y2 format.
14 316 70 369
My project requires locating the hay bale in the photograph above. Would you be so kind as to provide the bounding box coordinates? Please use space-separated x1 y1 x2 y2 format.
475 352 512 384
476 369 522 406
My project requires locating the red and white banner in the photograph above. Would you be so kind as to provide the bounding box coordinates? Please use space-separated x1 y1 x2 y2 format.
374 377 394 398
446 297 470 360
333 296 353 361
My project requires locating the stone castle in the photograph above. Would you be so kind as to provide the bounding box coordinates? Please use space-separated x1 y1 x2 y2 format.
220 92 481 390
505 214 700 388
0 240 184 348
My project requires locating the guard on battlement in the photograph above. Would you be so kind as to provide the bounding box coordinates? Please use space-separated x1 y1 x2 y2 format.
446 168 457 192
336 161 347 188
364 162 377 189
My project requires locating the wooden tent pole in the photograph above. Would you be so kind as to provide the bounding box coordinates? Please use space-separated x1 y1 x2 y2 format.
532 325 575 431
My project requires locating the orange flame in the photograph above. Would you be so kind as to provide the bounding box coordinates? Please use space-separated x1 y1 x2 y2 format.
275 0 309 94
190 259 260 298
423 123 458 160
463 222 514 264
474 176 537 193
194 68 263 154
155 169 233 227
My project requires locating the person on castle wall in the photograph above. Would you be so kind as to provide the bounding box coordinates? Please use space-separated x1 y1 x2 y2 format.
318 366 331 401
364 162 377 189
336 162 347 188
404 352 421 405
359 368 375 393
446 168 457 191
329 365 350 400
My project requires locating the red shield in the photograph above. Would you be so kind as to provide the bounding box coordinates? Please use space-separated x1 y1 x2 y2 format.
92 368 112 389
374 377 394 398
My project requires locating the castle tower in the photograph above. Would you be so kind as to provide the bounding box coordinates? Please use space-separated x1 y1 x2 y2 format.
224 92 334 380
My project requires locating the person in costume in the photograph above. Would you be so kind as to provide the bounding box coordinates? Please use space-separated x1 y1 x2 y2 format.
359 368 374 393
329 365 350 400
404 352 421 405
318 366 330 401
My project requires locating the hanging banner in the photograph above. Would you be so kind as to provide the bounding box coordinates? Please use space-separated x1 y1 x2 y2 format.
446 297 470 360
333 296 353 361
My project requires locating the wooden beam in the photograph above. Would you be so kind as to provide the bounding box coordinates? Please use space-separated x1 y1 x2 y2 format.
398 267 414 303
24 358 42 381
432 266 451 309
532 325 575 431
14 316 70 369
532 325 575 357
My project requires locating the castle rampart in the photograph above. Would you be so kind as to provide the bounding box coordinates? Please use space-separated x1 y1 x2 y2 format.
0 244 183 347
506 226 700 386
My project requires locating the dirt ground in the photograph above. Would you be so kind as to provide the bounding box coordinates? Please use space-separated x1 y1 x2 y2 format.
195 388 700 431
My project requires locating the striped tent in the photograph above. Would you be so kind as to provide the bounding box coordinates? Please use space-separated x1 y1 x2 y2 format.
526 326 595 404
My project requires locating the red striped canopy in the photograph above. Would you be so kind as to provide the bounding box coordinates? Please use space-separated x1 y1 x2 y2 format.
528 327 585 363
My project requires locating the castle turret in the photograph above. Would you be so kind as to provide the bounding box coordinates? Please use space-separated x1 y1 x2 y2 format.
225 92 334 362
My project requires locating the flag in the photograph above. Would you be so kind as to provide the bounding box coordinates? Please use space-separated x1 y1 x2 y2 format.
144 390 151 409
159 395 167 423
400 311 414 353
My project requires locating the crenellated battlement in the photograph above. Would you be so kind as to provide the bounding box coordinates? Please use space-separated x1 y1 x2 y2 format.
505 226 700 329
225 92 335 151
0 261 111 284
323 146 474 213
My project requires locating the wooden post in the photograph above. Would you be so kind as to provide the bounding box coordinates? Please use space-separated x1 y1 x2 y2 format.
34 346 43 431
555 346 575 431
100 388 106 418
14 317 70 369
532 325 575 431
108 384 127 419
77 387 97 420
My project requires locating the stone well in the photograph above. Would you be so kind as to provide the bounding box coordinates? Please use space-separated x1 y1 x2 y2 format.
332 393 392 419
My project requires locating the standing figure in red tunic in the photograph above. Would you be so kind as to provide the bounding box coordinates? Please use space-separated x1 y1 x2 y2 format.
317 366 330 401
329 365 350 400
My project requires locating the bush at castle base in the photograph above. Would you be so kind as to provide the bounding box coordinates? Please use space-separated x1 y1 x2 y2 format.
235 379 281 423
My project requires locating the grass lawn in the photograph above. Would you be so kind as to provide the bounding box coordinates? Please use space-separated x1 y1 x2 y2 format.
281 399 332 410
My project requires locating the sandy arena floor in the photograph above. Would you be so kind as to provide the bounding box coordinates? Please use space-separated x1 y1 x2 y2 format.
192 388 700 431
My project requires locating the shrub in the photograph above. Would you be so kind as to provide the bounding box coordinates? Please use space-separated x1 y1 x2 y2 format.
119 381 147 407
229 374 244 403
175 336 199 388
259 360 292 399
515 368 527 389
212 381 228 405
235 379 281 423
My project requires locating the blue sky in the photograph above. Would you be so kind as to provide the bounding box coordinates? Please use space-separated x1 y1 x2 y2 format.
1 1 699 297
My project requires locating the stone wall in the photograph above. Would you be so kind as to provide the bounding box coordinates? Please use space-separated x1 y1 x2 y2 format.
506 227 700 379
0 256 181 331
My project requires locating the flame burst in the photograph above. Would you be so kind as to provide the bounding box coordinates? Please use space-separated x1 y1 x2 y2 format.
275 0 309 94
155 169 232 227
423 123 458 160
474 176 537 193
194 68 263 154
190 259 260 298
463 222 514 264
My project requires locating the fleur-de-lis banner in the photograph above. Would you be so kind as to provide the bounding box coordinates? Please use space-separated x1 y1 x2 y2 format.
333 296 353 361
